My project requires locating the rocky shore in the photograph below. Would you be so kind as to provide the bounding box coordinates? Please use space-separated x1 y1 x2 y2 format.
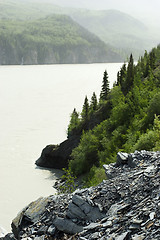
1 150 160 240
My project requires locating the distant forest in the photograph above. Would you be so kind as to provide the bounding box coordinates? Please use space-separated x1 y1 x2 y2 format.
0 0 159 64
0 15 122 64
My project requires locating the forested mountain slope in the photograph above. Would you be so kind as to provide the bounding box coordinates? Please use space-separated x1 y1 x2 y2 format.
0 0 158 60
37 45 160 186
70 9 153 58
0 15 122 65
66 45 160 185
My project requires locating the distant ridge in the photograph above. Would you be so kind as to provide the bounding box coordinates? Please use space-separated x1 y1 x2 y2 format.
0 15 122 65
0 0 158 60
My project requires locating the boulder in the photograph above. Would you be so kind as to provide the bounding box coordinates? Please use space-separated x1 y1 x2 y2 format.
116 152 129 166
11 197 49 238
53 217 83 235
9 150 160 240
36 136 80 169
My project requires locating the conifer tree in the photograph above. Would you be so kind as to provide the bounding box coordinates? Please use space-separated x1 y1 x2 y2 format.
117 71 120 86
67 108 80 137
81 96 89 121
122 54 134 95
100 70 110 101
127 54 134 85
90 92 98 111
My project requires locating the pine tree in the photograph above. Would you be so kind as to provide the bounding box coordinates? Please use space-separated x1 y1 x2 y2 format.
81 96 89 121
67 108 80 137
117 71 120 86
100 70 110 101
122 54 134 95
90 92 98 111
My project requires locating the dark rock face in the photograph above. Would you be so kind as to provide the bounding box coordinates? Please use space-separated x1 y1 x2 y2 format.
36 136 80 169
3 150 160 240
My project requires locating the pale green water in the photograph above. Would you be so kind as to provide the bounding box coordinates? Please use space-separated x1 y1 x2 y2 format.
0 63 122 231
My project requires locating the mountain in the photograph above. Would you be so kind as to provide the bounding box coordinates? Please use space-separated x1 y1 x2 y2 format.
0 15 122 65
69 9 155 58
0 0 157 60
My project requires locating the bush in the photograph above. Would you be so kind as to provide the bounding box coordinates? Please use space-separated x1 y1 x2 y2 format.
69 131 99 176
132 130 157 151
84 166 106 188
57 168 77 194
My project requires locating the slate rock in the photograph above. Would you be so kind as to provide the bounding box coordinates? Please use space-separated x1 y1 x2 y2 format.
8 150 160 240
67 195 104 221
0 233 16 240
53 217 83 235
116 152 129 166
24 197 49 223
47 225 56 236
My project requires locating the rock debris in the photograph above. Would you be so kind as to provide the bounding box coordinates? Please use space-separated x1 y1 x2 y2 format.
1 150 160 240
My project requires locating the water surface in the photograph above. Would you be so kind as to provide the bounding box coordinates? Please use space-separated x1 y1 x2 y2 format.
0 63 122 230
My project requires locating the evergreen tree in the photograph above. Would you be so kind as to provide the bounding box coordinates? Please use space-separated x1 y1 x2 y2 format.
149 49 156 69
81 96 89 121
100 70 110 101
122 54 134 95
117 63 127 88
90 92 98 111
67 108 80 137
116 71 120 86
126 54 134 88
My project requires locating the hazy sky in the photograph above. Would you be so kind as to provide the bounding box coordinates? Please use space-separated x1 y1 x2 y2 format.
47 0 160 26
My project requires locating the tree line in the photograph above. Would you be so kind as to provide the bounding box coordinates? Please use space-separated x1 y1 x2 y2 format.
66 45 160 187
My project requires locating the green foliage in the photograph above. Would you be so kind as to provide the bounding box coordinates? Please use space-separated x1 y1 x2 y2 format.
69 131 100 176
90 92 98 112
57 168 77 194
84 166 106 188
67 108 80 138
121 54 135 95
81 96 89 121
132 130 157 151
67 45 160 187
100 70 110 101
0 15 117 64
153 115 160 151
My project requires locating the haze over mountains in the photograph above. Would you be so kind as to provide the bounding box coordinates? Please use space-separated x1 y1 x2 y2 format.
0 0 159 64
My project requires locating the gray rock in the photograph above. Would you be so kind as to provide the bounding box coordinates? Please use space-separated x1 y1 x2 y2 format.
67 195 104 222
128 154 137 168
84 222 101 230
116 152 128 166
53 217 83 234
47 225 56 236
0 233 16 240
131 234 145 240
102 220 112 228
8 150 160 240
24 197 49 223
11 205 29 238
115 232 130 240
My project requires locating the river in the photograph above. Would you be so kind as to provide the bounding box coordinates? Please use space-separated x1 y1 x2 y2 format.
0 63 123 231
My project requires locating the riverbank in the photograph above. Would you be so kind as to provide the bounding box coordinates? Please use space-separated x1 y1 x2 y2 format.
1 150 160 239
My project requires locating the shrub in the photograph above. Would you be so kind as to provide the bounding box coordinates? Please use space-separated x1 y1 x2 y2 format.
84 166 106 187
132 130 157 151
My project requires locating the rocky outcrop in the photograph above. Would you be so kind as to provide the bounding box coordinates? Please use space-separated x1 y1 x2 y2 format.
3 150 160 240
36 136 80 169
